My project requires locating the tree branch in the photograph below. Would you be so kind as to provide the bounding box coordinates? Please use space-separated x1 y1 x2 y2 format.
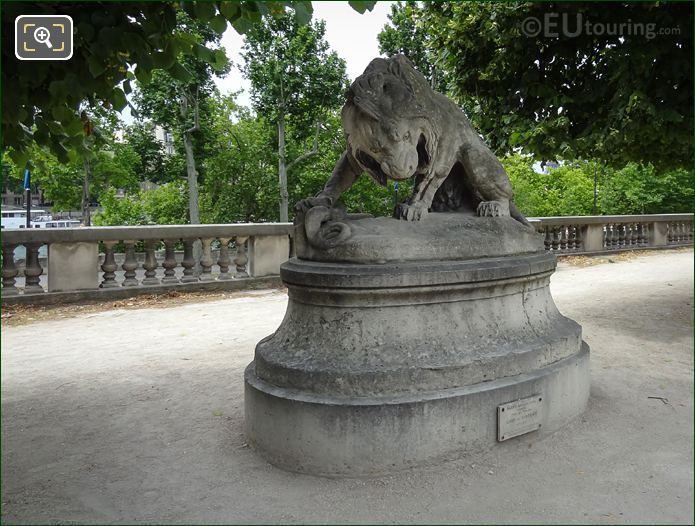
183 86 201 134
286 121 321 172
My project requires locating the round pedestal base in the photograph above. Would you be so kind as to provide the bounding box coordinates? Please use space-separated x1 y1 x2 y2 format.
245 343 589 477
245 240 590 477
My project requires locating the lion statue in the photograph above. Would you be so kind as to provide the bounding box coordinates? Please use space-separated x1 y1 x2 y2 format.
296 55 529 226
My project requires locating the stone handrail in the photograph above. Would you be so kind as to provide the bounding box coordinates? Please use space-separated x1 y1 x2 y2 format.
1 223 294 303
527 213 693 254
1 214 692 303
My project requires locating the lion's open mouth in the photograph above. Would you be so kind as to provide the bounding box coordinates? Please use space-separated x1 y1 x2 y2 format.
417 134 430 170
355 150 389 187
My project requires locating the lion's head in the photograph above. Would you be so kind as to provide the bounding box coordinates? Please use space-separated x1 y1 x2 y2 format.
342 55 439 187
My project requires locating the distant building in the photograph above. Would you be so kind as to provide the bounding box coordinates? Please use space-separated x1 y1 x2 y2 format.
1 189 45 208
153 125 175 155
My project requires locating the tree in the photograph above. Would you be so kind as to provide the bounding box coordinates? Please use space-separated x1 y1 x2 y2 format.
241 12 349 221
599 163 694 215
2 1 376 170
420 2 693 170
135 11 230 226
19 118 140 219
201 97 280 223
377 1 446 92
123 122 181 185
94 182 188 226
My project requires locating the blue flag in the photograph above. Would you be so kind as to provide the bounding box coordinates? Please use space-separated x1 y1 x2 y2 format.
23 169 30 190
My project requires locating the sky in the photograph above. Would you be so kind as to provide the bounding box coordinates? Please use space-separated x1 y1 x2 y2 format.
214 1 395 108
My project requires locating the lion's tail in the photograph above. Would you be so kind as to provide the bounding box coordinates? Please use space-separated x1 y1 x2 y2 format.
510 201 532 227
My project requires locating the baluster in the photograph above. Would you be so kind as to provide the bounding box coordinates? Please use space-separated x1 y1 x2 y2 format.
566 226 575 250
638 223 647 246
217 237 232 280
625 224 634 246
142 240 160 285
551 227 560 250
690 222 694 242
667 222 675 243
607 224 614 247
678 222 685 243
603 224 610 249
199 238 214 281
180 239 198 283
618 224 626 247
610 224 618 248
543 227 551 251
559 226 568 251
23 242 44 293
234 236 249 278
121 240 139 287
1 243 19 296
161 239 180 284
574 225 583 251
100 241 119 288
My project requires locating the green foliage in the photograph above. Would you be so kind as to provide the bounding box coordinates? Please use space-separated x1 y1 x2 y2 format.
377 1 446 92
503 154 693 217
134 10 229 141
18 109 141 212
93 188 146 226
241 12 349 130
419 2 692 170
600 164 694 215
123 122 178 185
201 102 279 223
2 1 376 170
94 182 188 226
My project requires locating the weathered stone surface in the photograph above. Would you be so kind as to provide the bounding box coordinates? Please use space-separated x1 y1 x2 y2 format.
294 55 530 228
256 253 580 394
246 250 590 475
248 235 290 277
244 55 590 477
295 212 543 263
48 241 98 292
246 344 590 477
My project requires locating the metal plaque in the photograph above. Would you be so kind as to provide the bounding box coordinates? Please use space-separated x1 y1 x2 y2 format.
497 394 544 442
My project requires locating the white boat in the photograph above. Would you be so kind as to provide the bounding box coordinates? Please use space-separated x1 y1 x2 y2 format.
1 209 80 230
1 209 80 261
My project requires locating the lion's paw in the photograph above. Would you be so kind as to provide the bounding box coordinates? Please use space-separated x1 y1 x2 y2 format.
394 202 429 221
477 200 510 217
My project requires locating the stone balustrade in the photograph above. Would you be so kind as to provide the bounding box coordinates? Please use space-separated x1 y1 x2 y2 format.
1 214 692 304
1 223 293 304
528 213 693 255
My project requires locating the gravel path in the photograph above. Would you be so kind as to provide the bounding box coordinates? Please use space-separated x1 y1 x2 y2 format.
2 250 693 524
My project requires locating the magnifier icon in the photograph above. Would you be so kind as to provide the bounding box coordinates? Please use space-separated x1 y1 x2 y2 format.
33 26 52 48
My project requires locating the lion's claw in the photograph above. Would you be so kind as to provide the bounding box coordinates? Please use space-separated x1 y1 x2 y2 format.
394 202 429 221
477 200 510 217
294 195 334 216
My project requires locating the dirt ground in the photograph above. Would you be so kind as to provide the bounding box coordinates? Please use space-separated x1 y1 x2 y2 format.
1 249 693 524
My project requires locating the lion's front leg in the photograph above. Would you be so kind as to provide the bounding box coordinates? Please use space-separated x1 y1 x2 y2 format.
394 200 429 221
393 173 445 221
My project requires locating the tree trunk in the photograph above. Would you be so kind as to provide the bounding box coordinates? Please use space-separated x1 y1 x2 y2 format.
182 129 202 274
183 130 200 225
277 112 289 223
82 158 91 226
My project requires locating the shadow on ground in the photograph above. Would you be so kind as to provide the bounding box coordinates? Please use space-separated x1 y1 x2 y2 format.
2 251 693 524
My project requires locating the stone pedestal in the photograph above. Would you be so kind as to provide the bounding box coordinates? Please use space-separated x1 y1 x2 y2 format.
244 214 590 476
